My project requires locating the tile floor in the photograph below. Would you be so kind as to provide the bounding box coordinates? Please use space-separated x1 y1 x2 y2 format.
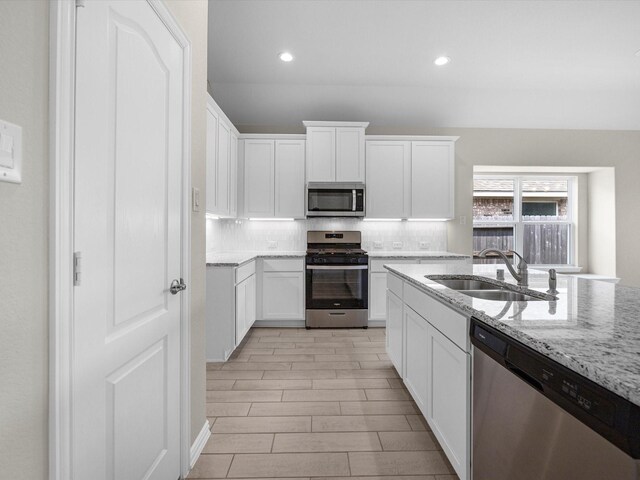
189 327 458 479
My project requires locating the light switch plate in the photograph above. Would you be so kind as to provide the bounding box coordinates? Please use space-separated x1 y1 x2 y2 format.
392 241 403 249
267 241 278 249
373 241 383 249
419 241 430 249
0 119 22 184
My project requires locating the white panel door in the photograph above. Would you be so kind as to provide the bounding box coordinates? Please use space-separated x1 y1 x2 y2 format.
411 141 455 219
427 325 470 480
386 290 404 376
366 141 410 218
205 107 219 214
336 127 365 182
274 140 305 218
262 271 305 320
244 139 275 217
74 2 183 479
306 127 335 182
369 272 388 320
217 120 230 216
403 308 430 416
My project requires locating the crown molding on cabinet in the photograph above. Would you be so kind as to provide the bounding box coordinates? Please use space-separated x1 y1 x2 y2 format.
366 135 460 142
303 120 370 128
239 133 307 140
207 95 240 137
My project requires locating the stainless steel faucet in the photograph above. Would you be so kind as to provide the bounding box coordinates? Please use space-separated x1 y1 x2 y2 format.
478 249 529 287
547 268 558 295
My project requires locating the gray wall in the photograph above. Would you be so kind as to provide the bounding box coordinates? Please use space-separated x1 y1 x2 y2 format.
0 1 50 478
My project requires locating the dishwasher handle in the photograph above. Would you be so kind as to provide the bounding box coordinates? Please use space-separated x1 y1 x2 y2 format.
505 361 544 392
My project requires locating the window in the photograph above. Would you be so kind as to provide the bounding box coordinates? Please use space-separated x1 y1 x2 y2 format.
473 175 575 266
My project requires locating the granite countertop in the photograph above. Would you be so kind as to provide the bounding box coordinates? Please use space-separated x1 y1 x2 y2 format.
384 262 640 407
206 251 306 267
368 250 471 259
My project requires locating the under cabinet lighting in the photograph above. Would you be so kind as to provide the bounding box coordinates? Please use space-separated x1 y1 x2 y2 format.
279 52 294 62
206 213 220 220
407 218 449 222
249 218 294 222
362 218 402 222
434 56 451 66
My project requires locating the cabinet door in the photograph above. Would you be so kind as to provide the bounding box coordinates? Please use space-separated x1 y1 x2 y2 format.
217 120 230 216
386 289 404 376
205 107 219 214
247 274 256 330
262 271 305 320
369 272 388 321
244 139 275 217
275 140 305 218
235 278 248 346
366 141 410 218
411 141 454 219
306 127 335 182
427 325 470 480
336 127 365 182
403 307 430 415
229 132 238 217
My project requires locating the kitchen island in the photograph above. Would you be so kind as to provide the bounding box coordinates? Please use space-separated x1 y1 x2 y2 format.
384 262 640 480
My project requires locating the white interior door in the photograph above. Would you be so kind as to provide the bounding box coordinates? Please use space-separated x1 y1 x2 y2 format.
73 1 184 479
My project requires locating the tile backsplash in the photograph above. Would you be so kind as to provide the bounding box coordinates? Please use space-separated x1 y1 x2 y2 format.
207 218 448 253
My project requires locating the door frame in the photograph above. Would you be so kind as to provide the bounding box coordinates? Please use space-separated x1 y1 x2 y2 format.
49 1 193 478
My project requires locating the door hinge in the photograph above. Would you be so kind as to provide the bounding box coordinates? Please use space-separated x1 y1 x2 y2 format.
76 0 86 8
73 252 82 286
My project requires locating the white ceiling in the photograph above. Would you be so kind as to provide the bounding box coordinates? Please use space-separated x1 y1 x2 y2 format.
207 0 640 131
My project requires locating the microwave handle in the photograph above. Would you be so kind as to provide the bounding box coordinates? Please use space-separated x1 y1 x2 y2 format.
352 190 356 211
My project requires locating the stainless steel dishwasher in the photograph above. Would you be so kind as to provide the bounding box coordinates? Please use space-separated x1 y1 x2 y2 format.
470 318 640 480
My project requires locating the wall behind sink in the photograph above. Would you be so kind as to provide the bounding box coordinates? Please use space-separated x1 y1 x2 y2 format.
206 218 448 253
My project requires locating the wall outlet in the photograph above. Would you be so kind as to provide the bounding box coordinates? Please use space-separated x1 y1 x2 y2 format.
392 241 403 249
373 241 383 249
459 215 467 225
191 187 200 212
419 241 430 249
267 241 278 249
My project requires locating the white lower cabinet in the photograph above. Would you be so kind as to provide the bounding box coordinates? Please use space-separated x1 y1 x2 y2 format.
235 273 256 346
206 261 256 361
258 258 305 323
426 325 470 479
386 290 404 376
385 271 471 480
403 307 430 414
262 271 305 320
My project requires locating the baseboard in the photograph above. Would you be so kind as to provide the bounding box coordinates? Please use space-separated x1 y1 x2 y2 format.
190 420 211 469
367 320 386 328
253 319 306 327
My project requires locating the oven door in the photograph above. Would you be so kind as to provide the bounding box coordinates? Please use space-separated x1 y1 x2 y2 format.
307 185 365 217
306 265 368 310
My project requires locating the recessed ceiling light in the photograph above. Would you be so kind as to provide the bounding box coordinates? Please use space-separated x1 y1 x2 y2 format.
434 56 451 66
279 51 294 62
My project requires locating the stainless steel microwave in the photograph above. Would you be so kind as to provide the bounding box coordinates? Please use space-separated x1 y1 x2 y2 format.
306 183 365 217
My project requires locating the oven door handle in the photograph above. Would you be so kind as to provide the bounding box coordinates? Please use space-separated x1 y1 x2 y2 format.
352 189 356 211
306 265 368 270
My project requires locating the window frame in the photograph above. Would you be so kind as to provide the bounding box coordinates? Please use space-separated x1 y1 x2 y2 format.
473 174 577 267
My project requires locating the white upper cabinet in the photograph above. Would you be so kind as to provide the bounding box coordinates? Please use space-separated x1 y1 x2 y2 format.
242 136 306 219
206 94 240 218
411 141 455 219
275 140 306 218
365 136 457 219
244 139 275 217
304 121 368 182
366 141 410 218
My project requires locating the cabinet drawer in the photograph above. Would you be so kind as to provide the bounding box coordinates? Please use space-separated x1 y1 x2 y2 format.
370 258 417 273
262 257 304 272
236 260 256 284
404 283 469 351
387 273 403 299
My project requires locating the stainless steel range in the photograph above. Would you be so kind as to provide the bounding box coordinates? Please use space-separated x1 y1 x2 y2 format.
305 231 368 329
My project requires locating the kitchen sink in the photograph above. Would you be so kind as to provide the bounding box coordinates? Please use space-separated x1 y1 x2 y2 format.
427 277 500 291
460 290 547 302
426 275 556 302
